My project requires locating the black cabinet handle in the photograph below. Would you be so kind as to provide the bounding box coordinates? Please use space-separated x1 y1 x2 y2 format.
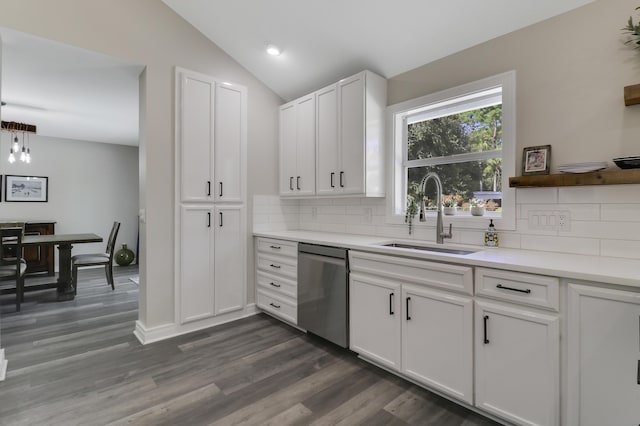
483 315 490 344
269 245 281 250
269 302 281 309
219 182 223 197
340 171 345 188
207 180 211 196
637 359 639 385
207 212 211 228
270 282 281 288
330 172 335 188
289 177 294 191
389 292 394 315
269 264 281 269
406 297 411 320
497 284 531 294
296 176 301 190
219 212 223 227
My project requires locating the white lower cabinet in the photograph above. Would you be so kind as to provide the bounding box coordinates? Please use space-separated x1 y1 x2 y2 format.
402 284 473 404
475 299 559 426
254 237 298 324
349 251 473 404
213 206 244 315
180 205 245 324
349 273 401 370
566 283 640 426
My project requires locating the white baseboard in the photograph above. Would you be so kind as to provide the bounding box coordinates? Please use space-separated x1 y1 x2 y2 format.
0 349 7 381
134 303 258 345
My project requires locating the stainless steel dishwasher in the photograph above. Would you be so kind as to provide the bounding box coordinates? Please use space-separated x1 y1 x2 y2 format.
297 243 349 348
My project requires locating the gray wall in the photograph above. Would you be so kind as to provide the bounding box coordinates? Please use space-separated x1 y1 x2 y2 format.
0 135 139 261
0 0 283 329
388 0 640 172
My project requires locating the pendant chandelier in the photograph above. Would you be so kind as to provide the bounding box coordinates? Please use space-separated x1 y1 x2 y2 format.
1 120 36 164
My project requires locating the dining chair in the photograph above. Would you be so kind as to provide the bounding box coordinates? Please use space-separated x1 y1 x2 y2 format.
0 227 27 311
71 222 120 295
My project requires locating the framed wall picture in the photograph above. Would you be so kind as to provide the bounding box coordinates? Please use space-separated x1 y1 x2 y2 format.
522 145 551 176
5 175 48 202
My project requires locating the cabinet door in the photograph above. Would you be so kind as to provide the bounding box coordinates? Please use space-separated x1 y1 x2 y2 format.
567 284 640 426
214 206 245 315
279 102 297 196
180 206 214 323
475 300 559 426
295 94 316 196
316 84 339 195
180 71 214 203
338 73 365 195
402 285 473 404
349 273 401 370
214 82 245 203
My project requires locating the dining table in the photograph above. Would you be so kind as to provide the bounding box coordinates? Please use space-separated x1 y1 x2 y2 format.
22 233 103 298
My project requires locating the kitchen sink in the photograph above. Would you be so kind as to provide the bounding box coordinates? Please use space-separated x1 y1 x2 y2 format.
379 242 478 255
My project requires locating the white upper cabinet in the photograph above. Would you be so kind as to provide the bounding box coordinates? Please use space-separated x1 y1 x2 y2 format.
179 71 215 203
177 68 246 203
279 93 316 196
214 82 246 203
316 70 386 197
279 70 386 198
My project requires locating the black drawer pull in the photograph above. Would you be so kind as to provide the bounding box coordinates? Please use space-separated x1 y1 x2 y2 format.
483 315 490 344
637 359 639 385
389 292 394 315
270 282 281 288
330 172 335 188
339 171 345 188
289 176 294 191
219 182 223 197
207 212 211 228
207 180 211 196
219 212 223 227
269 245 281 249
269 302 281 309
296 176 301 190
406 297 411 320
497 284 531 294
269 264 281 269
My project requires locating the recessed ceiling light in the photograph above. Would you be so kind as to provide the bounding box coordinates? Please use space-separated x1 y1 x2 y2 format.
266 44 282 56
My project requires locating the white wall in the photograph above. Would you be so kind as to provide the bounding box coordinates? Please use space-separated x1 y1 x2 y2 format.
0 134 139 262
0 0 282 329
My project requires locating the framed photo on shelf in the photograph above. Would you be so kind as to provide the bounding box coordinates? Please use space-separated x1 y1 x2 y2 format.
5 175 48 202
522 145 551 176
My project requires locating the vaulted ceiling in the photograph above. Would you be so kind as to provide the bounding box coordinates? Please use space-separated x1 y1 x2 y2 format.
162 0 594 101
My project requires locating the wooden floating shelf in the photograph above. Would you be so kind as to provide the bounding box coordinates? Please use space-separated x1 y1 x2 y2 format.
624 83 640 106
509 169 640 188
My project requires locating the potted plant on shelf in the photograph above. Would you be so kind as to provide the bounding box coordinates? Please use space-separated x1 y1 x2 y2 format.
442 195 458 215
622 5 640 106
470 198 486 216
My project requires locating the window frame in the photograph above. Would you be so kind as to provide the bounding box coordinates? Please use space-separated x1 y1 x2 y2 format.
386 71 516 231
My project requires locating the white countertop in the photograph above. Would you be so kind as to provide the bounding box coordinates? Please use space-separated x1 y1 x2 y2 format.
254 230 640 289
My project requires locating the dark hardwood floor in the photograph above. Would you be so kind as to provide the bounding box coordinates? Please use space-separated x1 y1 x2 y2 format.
0 267 501 425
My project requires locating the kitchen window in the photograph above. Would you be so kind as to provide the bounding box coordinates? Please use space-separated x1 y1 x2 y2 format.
387 71 516 230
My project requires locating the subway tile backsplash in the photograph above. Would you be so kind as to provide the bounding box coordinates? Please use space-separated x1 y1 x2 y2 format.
253 184 640 259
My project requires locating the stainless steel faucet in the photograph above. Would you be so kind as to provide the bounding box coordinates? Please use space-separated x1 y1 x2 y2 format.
419 172 452 244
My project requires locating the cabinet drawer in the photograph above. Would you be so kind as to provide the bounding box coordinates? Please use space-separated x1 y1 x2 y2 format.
256 237 297 258
257 289 297 324
256 253 297 280
256 271 297 300
475 268 559 311
349 251 473 295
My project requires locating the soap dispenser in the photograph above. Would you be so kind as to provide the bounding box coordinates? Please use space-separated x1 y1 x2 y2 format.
484 219 498 247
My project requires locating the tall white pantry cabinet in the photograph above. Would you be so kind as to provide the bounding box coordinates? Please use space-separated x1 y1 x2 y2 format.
175 67 247 325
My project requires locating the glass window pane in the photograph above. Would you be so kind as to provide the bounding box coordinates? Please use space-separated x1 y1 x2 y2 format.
407 160 503 211
407 105 502 161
